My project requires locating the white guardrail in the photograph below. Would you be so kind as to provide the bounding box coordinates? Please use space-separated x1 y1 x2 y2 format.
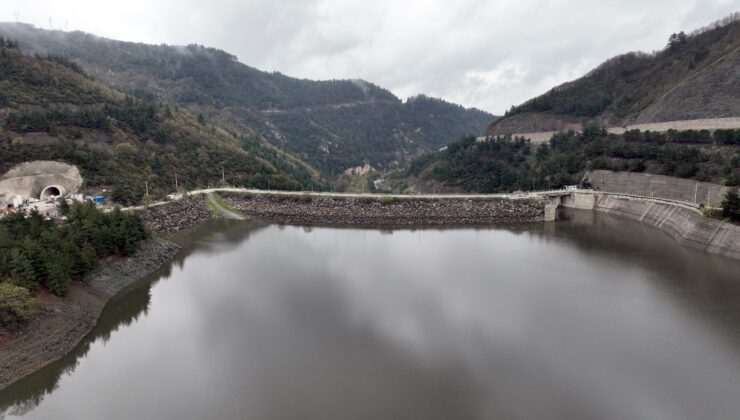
121 186 710 215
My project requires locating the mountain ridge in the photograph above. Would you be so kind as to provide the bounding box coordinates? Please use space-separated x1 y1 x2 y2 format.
0 23 493 175
488 13 740 136
0 43 325 204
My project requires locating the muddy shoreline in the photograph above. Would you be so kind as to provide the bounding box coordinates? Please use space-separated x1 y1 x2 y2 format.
0 239 181 391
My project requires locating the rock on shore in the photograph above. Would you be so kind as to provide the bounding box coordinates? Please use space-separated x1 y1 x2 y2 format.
139 197 211 233
225 194 544 226
87 239 182 296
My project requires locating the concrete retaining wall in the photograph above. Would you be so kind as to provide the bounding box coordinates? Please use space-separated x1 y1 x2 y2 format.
591 194 740 260
584 170 729 207
560 192 596 210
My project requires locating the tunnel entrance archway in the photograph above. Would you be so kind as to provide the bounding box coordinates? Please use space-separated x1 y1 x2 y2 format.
40 186 62 200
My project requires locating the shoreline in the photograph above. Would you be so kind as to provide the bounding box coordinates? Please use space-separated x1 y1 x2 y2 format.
0 238 181 391
1 191 736 391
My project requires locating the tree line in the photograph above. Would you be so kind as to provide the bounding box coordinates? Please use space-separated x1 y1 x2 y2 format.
405 127 740 193
0 203 147 331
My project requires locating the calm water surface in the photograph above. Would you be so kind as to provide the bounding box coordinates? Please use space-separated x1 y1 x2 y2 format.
2 211 740 420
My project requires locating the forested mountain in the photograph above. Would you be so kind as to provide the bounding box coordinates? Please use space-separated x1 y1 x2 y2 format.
488 13 740 135
402 128 740 193
0 23 493 174
0 41 325 204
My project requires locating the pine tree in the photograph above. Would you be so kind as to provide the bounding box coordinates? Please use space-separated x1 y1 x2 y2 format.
44 252 71 296
58 198 71 216
721 188 740 222
21 237 47 284
10 250 38 292
79 242 98 275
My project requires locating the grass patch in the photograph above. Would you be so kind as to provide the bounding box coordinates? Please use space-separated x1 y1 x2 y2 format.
297 194 314 203
378 196 397 205
0 283 37 332
205 192 237 215
204 196 219 213
210 192 233 210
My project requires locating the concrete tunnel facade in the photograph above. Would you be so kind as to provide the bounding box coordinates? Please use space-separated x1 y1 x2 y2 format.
0 161 82 208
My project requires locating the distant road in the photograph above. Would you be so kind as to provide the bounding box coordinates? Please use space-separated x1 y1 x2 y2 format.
478 117 740 144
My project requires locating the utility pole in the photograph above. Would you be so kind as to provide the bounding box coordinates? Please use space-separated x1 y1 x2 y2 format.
175 173 178 192
222 166 225 185
145 181 149 196
694 182 699 204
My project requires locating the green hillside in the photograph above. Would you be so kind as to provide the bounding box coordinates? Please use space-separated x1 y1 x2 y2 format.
0 42 325 205
402 128 740 193
0 23 493 175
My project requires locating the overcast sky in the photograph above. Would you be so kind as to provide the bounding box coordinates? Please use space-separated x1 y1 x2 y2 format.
5 1 739 114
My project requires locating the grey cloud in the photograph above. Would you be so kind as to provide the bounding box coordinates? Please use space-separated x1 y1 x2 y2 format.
7 0 740 113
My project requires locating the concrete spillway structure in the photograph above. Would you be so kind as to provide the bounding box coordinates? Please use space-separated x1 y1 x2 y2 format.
546 188 740 261
0 161 83 208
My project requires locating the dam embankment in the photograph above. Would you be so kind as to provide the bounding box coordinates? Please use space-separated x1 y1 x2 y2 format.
597 195 740 260
574 170 740 260
223 193 544 226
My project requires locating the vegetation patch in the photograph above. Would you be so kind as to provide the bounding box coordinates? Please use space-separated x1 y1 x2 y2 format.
404 128 740 193
0 45 325 206
377 196 397 205
721 188 740 222
0 282 36 332
208 192 236 211
0 202 148 299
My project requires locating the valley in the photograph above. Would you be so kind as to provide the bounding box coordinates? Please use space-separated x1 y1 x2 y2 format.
0 7 739 420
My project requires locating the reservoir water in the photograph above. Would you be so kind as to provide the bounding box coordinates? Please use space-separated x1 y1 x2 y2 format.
2 211 740 420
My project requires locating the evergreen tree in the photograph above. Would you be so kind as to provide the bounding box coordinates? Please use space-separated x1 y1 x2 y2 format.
58 198 71 216
21 237 47 284
0 201 147 296
44 251 71 296
10 250 38 292
721 188 740 222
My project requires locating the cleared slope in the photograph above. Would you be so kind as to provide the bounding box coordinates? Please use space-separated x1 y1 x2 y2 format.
488 14 740 135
